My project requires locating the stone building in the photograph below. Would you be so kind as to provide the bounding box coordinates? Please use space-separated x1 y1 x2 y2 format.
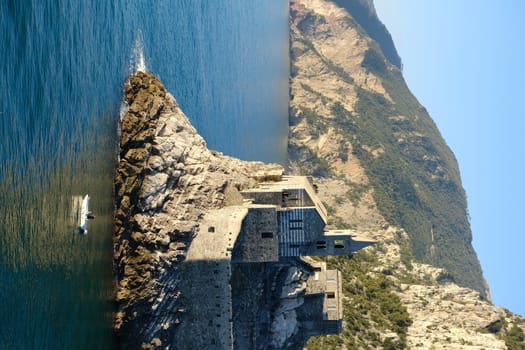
238 175 375 261
228 175 374 347
301 261 344 335
180 175 375 349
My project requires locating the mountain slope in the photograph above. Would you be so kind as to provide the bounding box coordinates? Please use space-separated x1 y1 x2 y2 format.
332 0 402 69
288 0 486 298
288 0 525 348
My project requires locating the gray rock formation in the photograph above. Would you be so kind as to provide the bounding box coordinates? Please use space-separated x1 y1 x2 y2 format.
114 72 285 348
114 72 341 349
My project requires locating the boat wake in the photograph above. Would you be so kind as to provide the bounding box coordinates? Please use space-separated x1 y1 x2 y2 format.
130 29 147 74
120 30 147 152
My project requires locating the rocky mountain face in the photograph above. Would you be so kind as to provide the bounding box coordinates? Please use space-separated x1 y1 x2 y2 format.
288 0 525 348
289 0 485 296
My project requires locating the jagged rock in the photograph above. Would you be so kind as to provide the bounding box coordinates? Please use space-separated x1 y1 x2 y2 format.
115 72 311 349
281 267 306 298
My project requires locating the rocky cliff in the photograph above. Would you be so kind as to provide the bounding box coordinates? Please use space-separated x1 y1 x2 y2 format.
289 0 485 296
113 72 284 348
288 0 525 348
114 72 350 349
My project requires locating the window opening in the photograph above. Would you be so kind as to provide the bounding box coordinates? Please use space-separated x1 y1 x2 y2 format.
334 240 345 249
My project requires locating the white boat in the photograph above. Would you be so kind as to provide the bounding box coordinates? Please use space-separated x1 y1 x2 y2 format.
79 194 93 235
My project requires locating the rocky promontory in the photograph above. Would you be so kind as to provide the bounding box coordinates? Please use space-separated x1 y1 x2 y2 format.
114 72 354 349
114 72 285 348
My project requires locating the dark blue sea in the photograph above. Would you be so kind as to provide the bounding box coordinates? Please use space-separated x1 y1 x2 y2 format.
0 1 288 348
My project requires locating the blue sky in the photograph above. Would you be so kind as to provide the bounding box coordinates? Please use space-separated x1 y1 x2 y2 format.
374 0 525 316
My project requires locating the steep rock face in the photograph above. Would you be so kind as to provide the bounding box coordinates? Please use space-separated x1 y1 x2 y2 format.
331 0 402 69
114 72 285 348
288 0 525 349
111 3 525 349
289 0 486 298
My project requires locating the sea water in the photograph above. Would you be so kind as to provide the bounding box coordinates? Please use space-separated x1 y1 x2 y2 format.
0 1 288 348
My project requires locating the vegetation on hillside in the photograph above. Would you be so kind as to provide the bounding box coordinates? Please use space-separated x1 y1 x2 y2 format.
306 251 412 349
288 2 525 348
484 316 525 349
505 325 525 350
290 15 486 297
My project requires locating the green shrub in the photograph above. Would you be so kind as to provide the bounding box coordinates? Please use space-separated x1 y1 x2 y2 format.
505 325 525 350
306 253 411 349
485 319 504 334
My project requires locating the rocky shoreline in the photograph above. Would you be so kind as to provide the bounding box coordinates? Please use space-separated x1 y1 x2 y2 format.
114 72 286 348
114 72 338 349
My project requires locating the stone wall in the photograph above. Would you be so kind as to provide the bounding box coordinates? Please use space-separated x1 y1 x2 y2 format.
232 206 279 263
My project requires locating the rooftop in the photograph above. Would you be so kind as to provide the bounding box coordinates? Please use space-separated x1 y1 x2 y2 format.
242 175 328 223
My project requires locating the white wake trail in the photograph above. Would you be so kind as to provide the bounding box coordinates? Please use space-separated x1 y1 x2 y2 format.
131 29 147 74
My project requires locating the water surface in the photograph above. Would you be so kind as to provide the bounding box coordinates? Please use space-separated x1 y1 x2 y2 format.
0 1 288 348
